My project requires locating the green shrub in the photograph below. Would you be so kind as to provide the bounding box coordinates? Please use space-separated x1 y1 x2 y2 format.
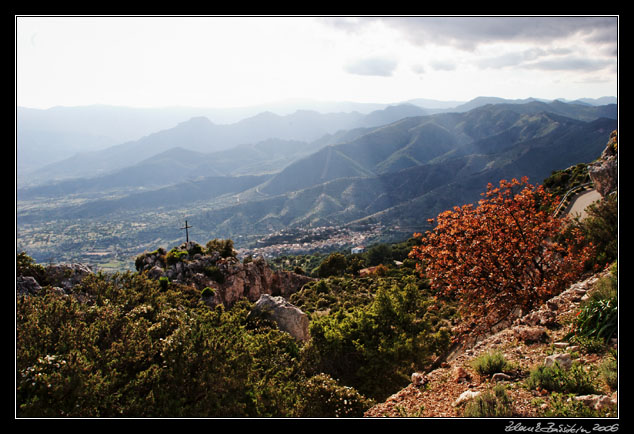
295 373 374 417
16 275 322 417
564 263 617 347
470 351 511 376
17 252 48 285
166 248 188 266
571 291 617 344
526 362 598 395
544 393 616 418
599 353 618 391
462 385 513 417
203 266 225 284
543 164 589 199
317 253 348 278
206 239 236 258
307 276 451 400
187 243 204 256
569 335 609 354
563 195 618 268
201 287 216 298
158 276 169 291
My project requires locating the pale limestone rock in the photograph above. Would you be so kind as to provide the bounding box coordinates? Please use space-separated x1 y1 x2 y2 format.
453 390 481 407
251 294 310 341
544 353 572 370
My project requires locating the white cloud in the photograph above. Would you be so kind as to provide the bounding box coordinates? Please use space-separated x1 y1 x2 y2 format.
344 56 398 76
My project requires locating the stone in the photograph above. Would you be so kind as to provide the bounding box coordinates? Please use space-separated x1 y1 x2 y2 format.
588 130 618 198
491 373 512 382
147 265 165 279
251 294 310 341
411 372 427 387
17 275 42 297
452 366 470 383
544 353 572 370
45 263 93 292
453 390 481 407
512 325 550 344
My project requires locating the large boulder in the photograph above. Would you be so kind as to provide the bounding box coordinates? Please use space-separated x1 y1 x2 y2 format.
588 130 618 198
16 275 42 297
251 294 310 342
44 263 94 292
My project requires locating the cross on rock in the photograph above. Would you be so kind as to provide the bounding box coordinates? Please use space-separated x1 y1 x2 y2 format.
181 220 192 243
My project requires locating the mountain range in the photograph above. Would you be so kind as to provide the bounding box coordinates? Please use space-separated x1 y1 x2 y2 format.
17 97 617 253
16 96 616 183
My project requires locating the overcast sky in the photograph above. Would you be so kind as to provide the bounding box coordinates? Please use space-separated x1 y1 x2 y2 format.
15 15 618 110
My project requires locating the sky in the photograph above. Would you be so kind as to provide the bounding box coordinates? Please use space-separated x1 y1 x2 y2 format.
15 15 618 110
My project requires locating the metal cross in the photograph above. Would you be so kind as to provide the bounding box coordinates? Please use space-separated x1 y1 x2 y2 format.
181 220 192 243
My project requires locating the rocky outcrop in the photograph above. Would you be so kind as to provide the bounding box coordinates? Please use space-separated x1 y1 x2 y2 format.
250 294 310 341
588 130 618 197
45 263 94 292
16 275 42 297
17 263 94 297
135 242 315 308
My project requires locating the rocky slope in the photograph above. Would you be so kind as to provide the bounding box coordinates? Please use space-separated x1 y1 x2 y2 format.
364 270 618 417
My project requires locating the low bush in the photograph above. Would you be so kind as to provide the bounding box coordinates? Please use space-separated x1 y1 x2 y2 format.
463 385 513 417
569 265 617 344
203 266 225 284
206 239 236 258
470 351 511 377
599 353 618 391
158 276 169 291
544 393 616 418
166 248 188 266
294 373 374 418
526 362 598 395
201 286 216 298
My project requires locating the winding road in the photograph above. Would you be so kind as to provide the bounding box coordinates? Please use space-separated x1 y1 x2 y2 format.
566 189 602 220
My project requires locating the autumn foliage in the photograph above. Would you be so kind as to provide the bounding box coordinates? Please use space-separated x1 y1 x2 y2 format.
409 177 594 336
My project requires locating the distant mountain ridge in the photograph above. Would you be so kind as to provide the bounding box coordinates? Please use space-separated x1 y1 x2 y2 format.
17 95 615 184
21 104 431 186
18 100 617 251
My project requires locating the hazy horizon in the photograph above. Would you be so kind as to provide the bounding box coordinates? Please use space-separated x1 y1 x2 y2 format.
15 94 618 112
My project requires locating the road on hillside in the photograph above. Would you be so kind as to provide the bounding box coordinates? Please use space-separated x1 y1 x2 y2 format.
567 189 602 220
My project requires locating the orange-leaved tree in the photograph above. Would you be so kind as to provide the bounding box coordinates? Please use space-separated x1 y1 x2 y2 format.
409 177 594 337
